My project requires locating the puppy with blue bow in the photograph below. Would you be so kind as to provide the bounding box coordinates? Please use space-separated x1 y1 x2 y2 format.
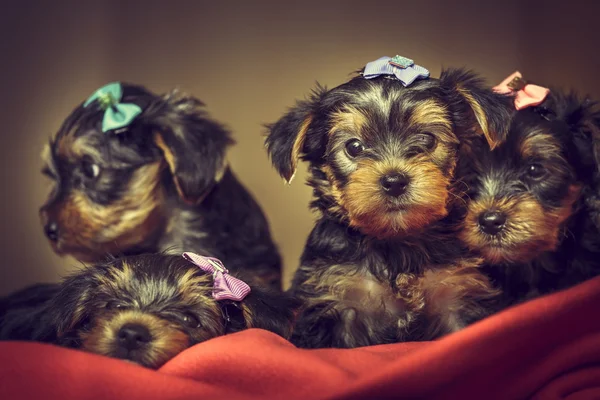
38 82 283 290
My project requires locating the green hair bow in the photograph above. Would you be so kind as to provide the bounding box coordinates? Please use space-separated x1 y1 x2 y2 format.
83 82 142 132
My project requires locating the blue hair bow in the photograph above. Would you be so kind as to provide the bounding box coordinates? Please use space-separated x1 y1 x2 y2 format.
83 82 142 133
362 55 430 87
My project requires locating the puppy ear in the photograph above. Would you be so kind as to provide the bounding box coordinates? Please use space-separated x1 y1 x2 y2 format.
240 286 300 339
557 93 600 170
143 90 234 205
40 271 96 340
440 68 515 149
265 85 327 183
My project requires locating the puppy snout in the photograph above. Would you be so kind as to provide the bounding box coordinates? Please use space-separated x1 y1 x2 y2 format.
380 173 410 197
117 323 152 350
478 210 507 235
44 221 60 242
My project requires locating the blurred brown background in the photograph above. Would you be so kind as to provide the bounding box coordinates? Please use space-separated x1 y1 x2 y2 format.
1 0 599 295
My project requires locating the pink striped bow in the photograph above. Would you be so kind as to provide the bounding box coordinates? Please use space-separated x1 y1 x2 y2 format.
493 71 550 110
182 252 251 301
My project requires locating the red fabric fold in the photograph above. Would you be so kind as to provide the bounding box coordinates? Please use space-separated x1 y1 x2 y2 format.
1 276 600 400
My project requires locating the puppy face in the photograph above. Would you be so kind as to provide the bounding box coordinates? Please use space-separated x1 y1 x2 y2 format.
40 124 165 261
460 98 598 263
45 254 298 368
319 83 459 238
267 69 513 238
39 84 233 261
50 255 228 368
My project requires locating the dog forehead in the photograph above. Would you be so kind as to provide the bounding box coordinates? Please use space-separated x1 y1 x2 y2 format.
94 258 204 299
52 126 105 160
51 127 155 170
332 79 440 110
326 80 449 137
506 114 563 160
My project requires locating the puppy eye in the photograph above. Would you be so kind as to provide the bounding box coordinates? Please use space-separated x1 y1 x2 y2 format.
406 133 437 158
414 132 436 150
526 163 547 180
80 317 92 330
182 313 201 328
80 157 101 180
345 139 365 158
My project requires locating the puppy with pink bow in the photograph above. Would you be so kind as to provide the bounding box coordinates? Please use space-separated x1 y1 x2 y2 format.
0 253 299 369
458 70 600 307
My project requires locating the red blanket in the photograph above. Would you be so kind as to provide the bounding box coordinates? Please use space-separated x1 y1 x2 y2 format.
1 277 600 400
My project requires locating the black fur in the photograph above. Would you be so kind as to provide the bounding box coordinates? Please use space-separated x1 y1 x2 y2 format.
0 283 60 342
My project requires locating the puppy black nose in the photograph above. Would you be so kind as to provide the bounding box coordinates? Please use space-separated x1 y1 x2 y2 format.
44 221 60 242
117 324 152 350
380 174 410 197
478 211 507 235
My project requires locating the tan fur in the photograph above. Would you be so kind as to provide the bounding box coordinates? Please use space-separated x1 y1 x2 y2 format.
95 261 134 291
329 107 368 137
460 186 581 263
520 132 562 158
457 87 499 150
316 165 347 217
298 264 409 343
81 311 190 369
51 162 165 261
396 259 498 337
153 131 189 201
41 144 52 166
408 100 453 134
342 157 452 238
240 304 255 328
297 259 497 341
60 290 92 335
56 133 77 159
176 269 218 307
286 116 313 183
304 264 406 315
71 261 234 368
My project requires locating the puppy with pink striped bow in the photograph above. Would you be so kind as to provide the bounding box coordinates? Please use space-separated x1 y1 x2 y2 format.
0 253 298 369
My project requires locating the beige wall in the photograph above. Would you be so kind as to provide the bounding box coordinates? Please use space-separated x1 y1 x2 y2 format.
1 0 598 294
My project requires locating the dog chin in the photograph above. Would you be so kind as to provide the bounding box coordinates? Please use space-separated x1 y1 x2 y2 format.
112 350 154 368
479 243 534 264
479 246 512 264
384 203 409 212
479 234 559 264
352 210 422 239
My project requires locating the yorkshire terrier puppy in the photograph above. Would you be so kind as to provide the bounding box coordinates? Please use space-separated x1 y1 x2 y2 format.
460 71 600 305
39 82 282 289
1 253 297 369
266 56 513 348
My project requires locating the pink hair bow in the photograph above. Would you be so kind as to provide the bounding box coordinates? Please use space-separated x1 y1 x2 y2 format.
493 71 550 110
182 252 251 301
